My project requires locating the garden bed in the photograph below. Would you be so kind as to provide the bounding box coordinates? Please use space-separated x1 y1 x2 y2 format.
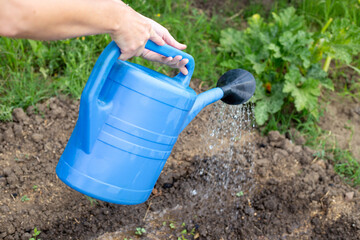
0 92 359 240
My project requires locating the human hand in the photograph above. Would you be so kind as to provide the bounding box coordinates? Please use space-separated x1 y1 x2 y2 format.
141 17 189 75
110 6 165 62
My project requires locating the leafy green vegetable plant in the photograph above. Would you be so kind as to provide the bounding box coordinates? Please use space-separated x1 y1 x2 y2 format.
219 7 333 126
311 18 360 72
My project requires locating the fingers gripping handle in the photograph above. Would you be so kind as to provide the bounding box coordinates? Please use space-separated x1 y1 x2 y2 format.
79 40 194 153
144 40 195 86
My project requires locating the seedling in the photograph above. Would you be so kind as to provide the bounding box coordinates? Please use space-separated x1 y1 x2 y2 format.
169 222 176 229
29 227 41 240
85 196 98 206
32 185 38 191
135 227 146 236
178 236 188 240
236 191 244 197
21 195 30 202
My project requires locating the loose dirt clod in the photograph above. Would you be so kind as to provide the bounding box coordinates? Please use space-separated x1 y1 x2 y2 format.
12 108 30 123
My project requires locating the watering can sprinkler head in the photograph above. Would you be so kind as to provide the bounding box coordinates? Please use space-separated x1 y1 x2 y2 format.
216 69 256 105
181 69 256 132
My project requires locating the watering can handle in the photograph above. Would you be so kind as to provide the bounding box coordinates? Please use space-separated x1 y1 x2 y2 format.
144 40 195 86
79 40 195 153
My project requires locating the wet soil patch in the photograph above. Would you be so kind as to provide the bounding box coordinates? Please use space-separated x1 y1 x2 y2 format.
0 96 359 240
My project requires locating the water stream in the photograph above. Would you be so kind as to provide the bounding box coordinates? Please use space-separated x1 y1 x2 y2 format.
201 101 255 190
196 101 256 200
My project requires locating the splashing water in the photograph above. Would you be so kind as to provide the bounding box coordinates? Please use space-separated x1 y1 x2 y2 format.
186 101 256 217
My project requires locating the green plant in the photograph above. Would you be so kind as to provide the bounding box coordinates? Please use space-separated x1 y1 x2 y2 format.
178 235 188 240
169 222 176 229
299 0 360 29
135 227 146 236
236 191 244 197
32 185 38 191
29 227 41 240
21 195 30 202
329 147 360 186
311 18 360 72
85 196 98 206
0 104 12 122
219 7 333 127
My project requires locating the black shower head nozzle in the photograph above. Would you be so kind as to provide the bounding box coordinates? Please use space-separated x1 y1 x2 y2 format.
216 69 256 105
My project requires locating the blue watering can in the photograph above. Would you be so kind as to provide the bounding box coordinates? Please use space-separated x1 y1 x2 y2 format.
56 40 255 205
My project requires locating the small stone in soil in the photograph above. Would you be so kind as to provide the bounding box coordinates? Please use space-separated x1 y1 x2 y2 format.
4 128 14 140
163 183 173 189
13 124 23 138
31 133 43 143
345 192 354 201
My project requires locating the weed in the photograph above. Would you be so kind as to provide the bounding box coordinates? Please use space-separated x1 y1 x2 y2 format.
29 227 41 240
32 185 38 191
21 195 30 202
135 227 146 236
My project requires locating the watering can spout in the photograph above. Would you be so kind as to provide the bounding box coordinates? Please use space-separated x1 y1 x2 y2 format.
181 69 256 132
181 88 224 132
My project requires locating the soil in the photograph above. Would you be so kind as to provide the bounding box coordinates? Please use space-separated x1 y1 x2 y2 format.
319 90 360 161
193 0 275 17
1 86 360 240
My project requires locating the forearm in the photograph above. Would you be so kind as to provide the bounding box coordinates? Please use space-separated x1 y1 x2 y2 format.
0 0 126 40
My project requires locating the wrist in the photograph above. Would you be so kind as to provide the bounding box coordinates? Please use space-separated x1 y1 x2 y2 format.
108 2 133 35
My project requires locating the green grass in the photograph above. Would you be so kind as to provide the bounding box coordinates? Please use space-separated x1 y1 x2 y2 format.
332 149 360 186
299 0 360 29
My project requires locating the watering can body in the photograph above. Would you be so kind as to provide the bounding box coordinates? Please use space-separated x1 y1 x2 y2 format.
56 41 225 205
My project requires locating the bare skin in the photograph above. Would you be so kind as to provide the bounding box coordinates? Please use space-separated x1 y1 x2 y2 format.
0 0 189 74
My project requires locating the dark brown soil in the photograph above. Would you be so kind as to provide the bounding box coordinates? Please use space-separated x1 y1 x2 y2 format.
0 91 359 240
